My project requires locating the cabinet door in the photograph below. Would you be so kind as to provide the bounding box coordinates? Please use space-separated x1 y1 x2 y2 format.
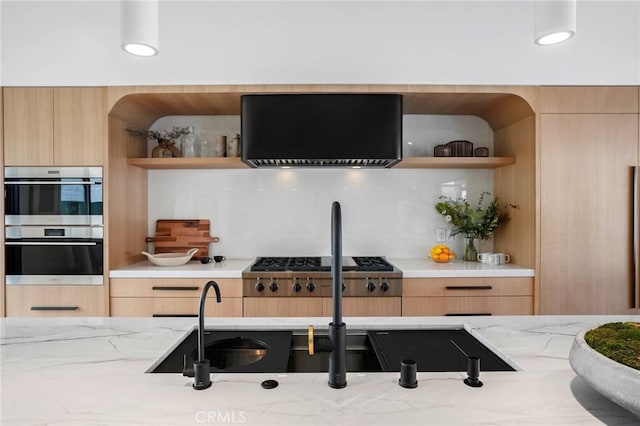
540 114 639 314
3 87 54 165
54 88 105 165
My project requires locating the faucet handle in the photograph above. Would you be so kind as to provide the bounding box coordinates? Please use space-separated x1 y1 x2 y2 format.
182 354 195 377
308 325 314 355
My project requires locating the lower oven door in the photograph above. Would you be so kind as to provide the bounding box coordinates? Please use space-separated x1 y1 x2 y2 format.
5 237 104 285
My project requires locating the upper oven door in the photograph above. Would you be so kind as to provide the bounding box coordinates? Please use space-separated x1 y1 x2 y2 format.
4 166 103 225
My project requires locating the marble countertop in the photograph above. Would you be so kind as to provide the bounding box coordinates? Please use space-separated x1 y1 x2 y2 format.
2 315 639 425
388 258 534 278
110 258 534 279
109 259 255 278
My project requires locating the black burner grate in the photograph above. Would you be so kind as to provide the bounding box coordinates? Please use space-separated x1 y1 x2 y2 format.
250 256 394 272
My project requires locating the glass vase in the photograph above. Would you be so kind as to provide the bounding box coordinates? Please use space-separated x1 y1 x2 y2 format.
463 235 478 261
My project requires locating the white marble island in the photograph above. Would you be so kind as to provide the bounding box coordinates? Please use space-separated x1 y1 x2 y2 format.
1 315 639 426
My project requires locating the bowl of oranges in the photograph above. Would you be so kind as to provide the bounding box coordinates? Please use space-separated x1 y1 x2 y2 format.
429 244 455 263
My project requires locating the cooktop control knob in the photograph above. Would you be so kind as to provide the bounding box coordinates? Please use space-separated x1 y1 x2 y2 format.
306 280 316 292
269 280 279 292
255 281 265 292
380 280 390 292
366 280 376 292
292 280 302 292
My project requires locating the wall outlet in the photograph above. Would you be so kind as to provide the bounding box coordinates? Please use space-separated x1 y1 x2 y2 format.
436 228 447 243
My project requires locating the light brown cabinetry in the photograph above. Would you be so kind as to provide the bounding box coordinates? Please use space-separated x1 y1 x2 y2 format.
243 297 401 317
243 298 323 317
3 87 105 166
0 88 4 317
110 278 242 317
322 297 401 316
402 277 533 316
5 286 105 317
538 86 639 314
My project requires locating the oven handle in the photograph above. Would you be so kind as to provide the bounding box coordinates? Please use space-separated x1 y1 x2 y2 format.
6 241 98 246
6 181 100 185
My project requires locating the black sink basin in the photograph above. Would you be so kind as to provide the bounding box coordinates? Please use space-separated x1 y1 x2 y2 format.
148 327 514 374
287 330 382 372
200 336 269 370
147 329 292 373
367 329 515 372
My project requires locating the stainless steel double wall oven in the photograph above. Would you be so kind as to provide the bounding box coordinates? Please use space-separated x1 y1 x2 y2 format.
4 167 104 285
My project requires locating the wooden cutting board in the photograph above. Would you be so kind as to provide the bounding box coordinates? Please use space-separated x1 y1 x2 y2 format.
145 220 219 259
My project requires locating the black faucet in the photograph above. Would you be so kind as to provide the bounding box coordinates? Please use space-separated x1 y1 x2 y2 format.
193 280 221 390
328 201 347 388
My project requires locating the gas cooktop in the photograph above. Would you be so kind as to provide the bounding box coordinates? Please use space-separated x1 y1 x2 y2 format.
249 256 395 272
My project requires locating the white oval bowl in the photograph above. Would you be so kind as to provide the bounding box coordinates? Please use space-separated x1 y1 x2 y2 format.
141 248 198 267
569 327 640 417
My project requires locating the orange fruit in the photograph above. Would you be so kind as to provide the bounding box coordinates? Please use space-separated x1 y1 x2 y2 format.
438 253 449 262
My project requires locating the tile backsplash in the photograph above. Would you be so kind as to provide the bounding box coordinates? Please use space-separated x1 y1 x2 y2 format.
148 115 495 258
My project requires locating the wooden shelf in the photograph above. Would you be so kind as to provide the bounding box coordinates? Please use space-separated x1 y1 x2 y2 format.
127 157 249 169
394 156 516 169
127 156 515 170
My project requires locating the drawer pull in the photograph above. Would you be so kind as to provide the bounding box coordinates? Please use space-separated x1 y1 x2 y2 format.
152 286 199 291
445 313 492 316
31 306 79 311
152 314 198 318
445 286 493 290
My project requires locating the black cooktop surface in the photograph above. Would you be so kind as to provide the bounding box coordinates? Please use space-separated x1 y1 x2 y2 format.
250 256 394 272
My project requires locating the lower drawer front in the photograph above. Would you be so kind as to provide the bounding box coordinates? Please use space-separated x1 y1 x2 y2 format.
403 277 533 297
110 297 242 317
110 278 242 298
322 297 401 317
243 297 323 317
402 296 533 316
6 286 105 317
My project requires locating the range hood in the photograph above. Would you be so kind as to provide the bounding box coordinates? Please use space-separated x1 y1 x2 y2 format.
241 94 403 168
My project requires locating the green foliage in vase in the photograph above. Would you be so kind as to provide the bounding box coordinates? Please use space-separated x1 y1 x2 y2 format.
435 191 514 240
585 322 640 370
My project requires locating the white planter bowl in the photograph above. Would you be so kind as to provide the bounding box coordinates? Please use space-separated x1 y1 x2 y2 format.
141 248 199 267
569 328 640 417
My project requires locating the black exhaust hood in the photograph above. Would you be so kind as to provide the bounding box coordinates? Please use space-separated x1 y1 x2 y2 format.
241 94 402 168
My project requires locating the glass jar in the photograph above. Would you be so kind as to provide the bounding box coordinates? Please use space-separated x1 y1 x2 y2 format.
463 235 478 261
180 126 201 158
200 137 215 157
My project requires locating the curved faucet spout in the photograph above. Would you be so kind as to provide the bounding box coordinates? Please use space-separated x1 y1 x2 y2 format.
193 280 221 390
198 281 221 362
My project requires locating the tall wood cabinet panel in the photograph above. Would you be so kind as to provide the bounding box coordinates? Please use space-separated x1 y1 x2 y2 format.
54 87 105 165
3 87 54 165
0 88 4 317
3 87 105 166
539 112 639 314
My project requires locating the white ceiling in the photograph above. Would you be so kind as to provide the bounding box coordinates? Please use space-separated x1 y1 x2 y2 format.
1 0 639 86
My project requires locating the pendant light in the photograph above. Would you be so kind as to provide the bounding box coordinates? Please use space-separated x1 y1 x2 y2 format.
121 0 159 56
534 0 576 45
